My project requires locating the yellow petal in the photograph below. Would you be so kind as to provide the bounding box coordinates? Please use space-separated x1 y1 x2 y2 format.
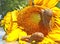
38 37 56 44
19 40 27 44
46 0 59 8
6 28 20 42
42 0 49 6
6 28 27 42
34 0 43 5
12 10 18 21
51 7 60 11
49 33 60 41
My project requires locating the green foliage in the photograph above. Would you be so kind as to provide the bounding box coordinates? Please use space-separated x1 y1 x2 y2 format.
0 1 2 14
56 1 60 8
1 0 28 15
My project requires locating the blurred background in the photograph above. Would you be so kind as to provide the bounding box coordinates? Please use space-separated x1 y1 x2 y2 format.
0 0 60 44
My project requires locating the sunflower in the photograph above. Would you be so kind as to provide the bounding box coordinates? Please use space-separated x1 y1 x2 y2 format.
17 0 59 35
2 0 60 44
17 0 60 44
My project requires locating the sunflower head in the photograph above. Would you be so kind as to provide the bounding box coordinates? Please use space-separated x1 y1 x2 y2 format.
17 6 53 35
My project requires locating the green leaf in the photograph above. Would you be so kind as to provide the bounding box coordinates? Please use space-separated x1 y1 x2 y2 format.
56 1 60 8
